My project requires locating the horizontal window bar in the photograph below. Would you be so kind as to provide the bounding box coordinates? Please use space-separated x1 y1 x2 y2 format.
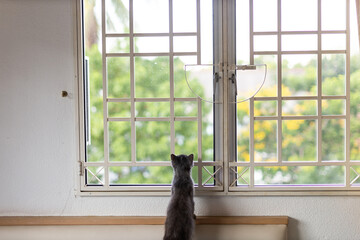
230 162 348 167
253 30 346 35
254 50 346 55
105 32 197 38
107 97 198 103
106 52 198 57
107 117 198 122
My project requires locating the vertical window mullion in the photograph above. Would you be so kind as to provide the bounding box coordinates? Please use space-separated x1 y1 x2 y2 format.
169 0 175 156
317 0 322 164
345 0 351 188
129 0 136 164
101 0 110 188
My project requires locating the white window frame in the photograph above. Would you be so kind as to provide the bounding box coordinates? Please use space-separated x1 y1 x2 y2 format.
75 0 360 196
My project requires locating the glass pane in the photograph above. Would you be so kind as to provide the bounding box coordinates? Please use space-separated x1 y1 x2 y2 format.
134 37 169 53
254 35 277 52
282 35 317 51
236 64 268 101
282 54 317 96
322 0 346 31
133 0 169 33
322 34 346 51
254 166 344 185
86 166 105 185
254 100 277 116
237 101 250 162
173 0 197 32
110 166 173 184
202 166 216 185
350 166 360 186
174 121 198 161
236 0 250 63
282 100 317 116
322 99 345 115
174 56 197 98
109 121 131 162
107 57 131 98
200 0 213 64
184 64 214 102
105 0 129 33
322 54 345 96
175 101 197 116
282 120 316 161
322 119 345 161
136 101 170 117
108 102 131 118
282 0 317 31
253 0 277 32
106 37 130 53
254 55 277 97
254 120 277 162
235 167 250 186
173 36 197 53
135 57 170 98
136 121 170 161
202 102 214 162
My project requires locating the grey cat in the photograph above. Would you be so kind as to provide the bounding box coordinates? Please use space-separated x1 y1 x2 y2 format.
163 154 196 240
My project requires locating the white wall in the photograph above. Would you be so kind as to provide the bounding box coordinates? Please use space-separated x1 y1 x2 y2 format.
1 1 360 239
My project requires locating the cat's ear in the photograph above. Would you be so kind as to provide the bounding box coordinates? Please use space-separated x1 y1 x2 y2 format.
171 154 176 161
188 154 194 162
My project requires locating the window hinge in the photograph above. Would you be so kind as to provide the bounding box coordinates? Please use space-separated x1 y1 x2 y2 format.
79 161 85 176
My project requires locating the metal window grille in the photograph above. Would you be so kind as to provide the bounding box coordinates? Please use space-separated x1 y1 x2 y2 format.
77 0 360 195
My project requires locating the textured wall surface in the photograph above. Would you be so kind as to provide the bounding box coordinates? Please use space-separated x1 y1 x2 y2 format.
1 1 360 240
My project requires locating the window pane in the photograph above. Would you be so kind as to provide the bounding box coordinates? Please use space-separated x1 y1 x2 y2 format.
173 36 197 53
133 0 169 33
175 121 198 161
322 119 345 161
254 120 277 162
282 55 317 96
173 0 197 32
254 35 277 52
134 37 169 53
282 100 317 116
136 102 170 117
107 57 131 98
322 54 345 96
254 100 277 116
86 166 105 185
254 166 344 185
282 35 317 51
135 57 170 98
105 0 129 33
237 101 250 162
175 101 197 116
254 55 277 97
109 121 131 162
235 167 250 186
282 0 317 31
282 120 316 161
322 34 346 51
253 0 277 32
108 102 131 118
106 37 130 53
322 99 345 115
322 0 346 31
136 121 170 161
350 166 360 186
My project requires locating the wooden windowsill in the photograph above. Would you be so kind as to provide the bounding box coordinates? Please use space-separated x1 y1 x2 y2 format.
0 216 288 226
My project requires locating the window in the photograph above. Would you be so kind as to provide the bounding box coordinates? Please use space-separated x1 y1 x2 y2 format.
77 0 360 195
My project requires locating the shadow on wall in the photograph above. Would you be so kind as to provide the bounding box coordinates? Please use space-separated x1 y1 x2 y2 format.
288 217 300 240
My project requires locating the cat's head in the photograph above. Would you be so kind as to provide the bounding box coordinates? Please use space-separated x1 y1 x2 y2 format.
170 154 194 171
